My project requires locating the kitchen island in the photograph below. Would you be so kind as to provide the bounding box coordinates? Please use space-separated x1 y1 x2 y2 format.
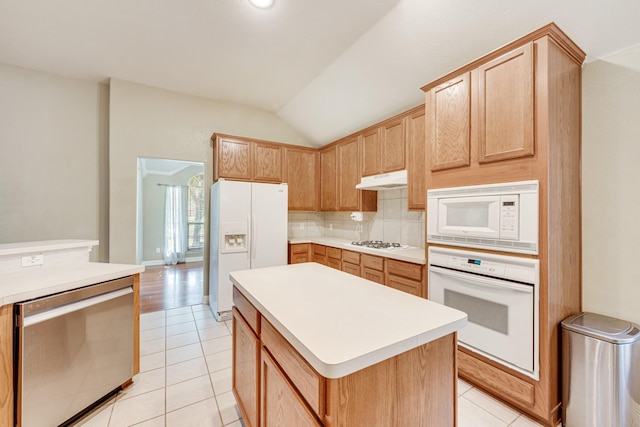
230 262 467 427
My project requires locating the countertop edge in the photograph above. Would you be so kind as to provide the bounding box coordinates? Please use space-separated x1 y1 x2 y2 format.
0 239 100 256
1 263 145 306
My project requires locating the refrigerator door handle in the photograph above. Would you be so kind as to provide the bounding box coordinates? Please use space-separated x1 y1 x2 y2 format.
251 213 257 260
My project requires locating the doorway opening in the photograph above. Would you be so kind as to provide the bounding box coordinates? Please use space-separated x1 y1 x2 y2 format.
136 157 206 313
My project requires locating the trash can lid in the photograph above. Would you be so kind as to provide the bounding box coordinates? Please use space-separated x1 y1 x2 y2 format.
560 312 640 344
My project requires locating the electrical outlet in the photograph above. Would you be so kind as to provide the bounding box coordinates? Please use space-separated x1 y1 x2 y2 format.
22 254 44 267
155 247 161 253
329 223 333 230
298 222 305 230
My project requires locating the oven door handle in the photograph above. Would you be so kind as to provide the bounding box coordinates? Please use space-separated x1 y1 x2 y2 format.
429 266 533 293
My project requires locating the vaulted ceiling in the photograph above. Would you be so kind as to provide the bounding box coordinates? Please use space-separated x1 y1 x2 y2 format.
1 0 640 146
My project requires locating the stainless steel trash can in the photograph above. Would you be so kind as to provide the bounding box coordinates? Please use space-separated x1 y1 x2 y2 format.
561 312 640 427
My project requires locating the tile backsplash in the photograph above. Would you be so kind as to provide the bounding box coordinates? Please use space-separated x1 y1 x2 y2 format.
288 189 425 248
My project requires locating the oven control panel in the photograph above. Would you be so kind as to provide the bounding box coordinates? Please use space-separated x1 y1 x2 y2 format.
429 247 538 284
447 256 506 276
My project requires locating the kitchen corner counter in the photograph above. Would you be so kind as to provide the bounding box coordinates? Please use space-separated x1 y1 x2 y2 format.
0 262 145 305
288 236 426 264
230 262 466 379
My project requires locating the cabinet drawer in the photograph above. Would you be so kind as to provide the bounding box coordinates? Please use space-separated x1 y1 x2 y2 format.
342 250 360 265
261 318 325 418
291 244 310 254
386 275 421 296
233 287 260 334
361 254 384 271
386 259 422 281
326 247 341 260
313 245 326 256
291 254 310 264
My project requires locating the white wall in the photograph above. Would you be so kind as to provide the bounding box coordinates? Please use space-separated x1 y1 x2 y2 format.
582 59 640 325
0 64 109 261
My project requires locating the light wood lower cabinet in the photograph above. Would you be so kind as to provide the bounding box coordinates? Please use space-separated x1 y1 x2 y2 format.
289 243 312 264
288 245 425 297
0 305 13 427
261 349 322 427
326 247 342 271
312 245 328 265
385 259 425 298
233 287 457 427
233 308 260 427
361 254 384 284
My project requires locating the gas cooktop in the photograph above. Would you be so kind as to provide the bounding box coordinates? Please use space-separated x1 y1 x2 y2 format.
348 240 412 250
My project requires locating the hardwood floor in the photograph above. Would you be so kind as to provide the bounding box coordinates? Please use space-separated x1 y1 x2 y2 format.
139 261 204 314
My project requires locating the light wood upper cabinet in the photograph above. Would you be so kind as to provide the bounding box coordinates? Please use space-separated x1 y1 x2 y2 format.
428 72 471 171
337 138 377 212
285 147 318 211
214 136 252 180
320 146 338 211
337 138 360 211
361 128 381 177
406 107 426 210
477 43 534 163
381 118 405 173
361 118 406 177
253 142 283 182
212 134 283 183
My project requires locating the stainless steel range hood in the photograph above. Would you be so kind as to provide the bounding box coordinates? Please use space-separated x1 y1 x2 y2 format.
356 170 408 191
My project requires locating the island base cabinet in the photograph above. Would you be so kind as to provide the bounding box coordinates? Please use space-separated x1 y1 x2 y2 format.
232 308 260 427
261 349 322 427
324 334 457 427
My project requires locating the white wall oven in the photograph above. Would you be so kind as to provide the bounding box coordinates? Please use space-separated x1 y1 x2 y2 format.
428 247 539 379
427 180 538 254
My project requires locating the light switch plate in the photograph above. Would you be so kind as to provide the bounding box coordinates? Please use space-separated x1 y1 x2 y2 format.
22 254 44 267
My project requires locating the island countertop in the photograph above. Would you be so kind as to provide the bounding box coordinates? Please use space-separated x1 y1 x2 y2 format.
230 262 467 379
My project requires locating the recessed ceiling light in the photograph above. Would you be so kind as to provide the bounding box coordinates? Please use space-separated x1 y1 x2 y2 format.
248 0 274 8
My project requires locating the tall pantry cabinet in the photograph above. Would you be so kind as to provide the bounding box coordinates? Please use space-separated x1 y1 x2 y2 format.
421 23 584 426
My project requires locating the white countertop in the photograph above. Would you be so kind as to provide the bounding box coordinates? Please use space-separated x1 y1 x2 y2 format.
0 239 99 256
288 236 426 264
230 263 466 379
0 262 145 306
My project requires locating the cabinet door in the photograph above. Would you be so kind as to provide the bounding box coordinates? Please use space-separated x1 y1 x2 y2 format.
381 118 405 172
253 142 283 183
285 148 318 211
327 258 342 271
361 128 381 177
343 262 361 276
233 308 260 427
337 138 361 211
216 137 252 180
477 43 534 163
320 147 337 211
406 108 426 210
429 72 471 171
261 349 322 427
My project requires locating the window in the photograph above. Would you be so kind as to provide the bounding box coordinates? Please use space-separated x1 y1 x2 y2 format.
187 173 205 250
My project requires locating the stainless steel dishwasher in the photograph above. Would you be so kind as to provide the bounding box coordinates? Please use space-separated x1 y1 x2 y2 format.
14 275 135 427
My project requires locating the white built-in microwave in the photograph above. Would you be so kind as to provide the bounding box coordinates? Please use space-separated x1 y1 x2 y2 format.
427 180 539 254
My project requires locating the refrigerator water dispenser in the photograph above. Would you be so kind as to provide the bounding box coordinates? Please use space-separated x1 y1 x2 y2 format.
220 222 248 253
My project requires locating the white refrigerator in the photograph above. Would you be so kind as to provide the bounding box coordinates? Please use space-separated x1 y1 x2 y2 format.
209 180 288 321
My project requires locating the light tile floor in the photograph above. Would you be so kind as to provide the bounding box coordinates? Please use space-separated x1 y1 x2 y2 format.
75 304 545 427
